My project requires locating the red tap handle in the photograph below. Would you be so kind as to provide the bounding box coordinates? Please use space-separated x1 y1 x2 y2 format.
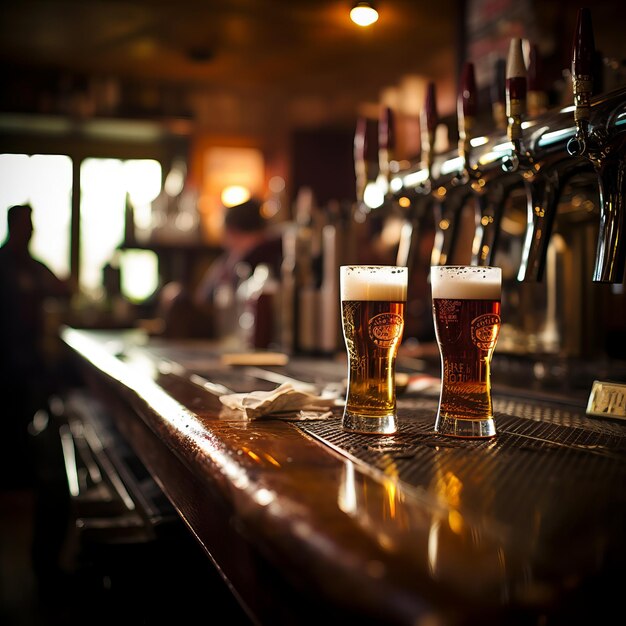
505 38 527 143
421 82 438 170
458 62 477 143
458 62 477 175
378 106 395 153
354 115 367 165
423 82 438 136
459 62 477 121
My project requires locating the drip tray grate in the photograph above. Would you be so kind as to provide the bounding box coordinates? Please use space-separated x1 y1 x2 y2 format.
295 395 626 528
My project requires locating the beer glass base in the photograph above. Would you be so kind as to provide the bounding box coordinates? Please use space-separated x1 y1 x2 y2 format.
342 411 397 435
435 414 496 438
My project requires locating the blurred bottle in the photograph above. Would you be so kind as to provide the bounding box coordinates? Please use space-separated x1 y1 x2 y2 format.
124 192 136 245
280 187 317 354
213 262 250 346
280 223 298 353
149 157 200 244
237 264 280 350
318 222 341 355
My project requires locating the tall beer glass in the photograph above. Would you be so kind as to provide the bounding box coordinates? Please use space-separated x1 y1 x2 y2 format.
431 265 501 438
340 265 407 434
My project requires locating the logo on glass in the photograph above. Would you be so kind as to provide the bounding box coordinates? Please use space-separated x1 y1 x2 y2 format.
470 313 501 350
368 312 404 347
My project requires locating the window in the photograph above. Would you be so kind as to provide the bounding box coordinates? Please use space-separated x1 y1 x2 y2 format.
0 153 72 279
1 153 161 304
79 158 161 302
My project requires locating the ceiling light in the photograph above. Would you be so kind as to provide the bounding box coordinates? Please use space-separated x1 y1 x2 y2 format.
350 2 379 27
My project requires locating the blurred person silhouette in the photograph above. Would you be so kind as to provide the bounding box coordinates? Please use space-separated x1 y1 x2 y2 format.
0 203 71 488
156 197 283 339
194 197 283 306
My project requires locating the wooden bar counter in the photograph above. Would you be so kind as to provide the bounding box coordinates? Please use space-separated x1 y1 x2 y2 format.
60 327 626 626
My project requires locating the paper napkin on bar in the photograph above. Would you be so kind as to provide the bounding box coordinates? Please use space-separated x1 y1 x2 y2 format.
219 382 338 420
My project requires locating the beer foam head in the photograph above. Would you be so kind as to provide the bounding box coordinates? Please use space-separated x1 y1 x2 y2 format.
430 265 501 300
340 265 407 301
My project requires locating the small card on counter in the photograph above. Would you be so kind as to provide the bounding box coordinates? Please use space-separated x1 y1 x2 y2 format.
586 380 626 421
221 352 289 367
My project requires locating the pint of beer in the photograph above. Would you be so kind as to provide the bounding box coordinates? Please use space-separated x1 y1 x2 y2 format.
340 265 408 434
431 265 501 438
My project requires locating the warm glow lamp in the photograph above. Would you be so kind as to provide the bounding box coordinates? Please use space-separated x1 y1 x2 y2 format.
350 2 379 27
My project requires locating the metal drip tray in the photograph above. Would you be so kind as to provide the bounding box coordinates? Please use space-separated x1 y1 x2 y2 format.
296 394 626 532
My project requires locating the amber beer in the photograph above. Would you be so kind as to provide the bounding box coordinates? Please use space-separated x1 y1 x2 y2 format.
340 266 407 434
431 266 502 438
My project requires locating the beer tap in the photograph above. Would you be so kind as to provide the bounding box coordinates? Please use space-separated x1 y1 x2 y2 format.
567 7 595 159
457 62 477 187
450 61 515 267
377 105 395 199
467 57 529 267
421 81 451 266
422 80 475 266
354 115 368 210
452 61 506 266
396 84 437 267
502 38 530 174
422 81 438 186
394 86 439 341
566 7 626 283
501 33 593 282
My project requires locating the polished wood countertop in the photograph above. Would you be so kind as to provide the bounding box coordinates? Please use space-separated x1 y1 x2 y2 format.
60 327 626 626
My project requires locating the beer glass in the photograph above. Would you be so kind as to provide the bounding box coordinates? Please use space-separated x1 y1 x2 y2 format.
431 265 502 438
340 265 408 434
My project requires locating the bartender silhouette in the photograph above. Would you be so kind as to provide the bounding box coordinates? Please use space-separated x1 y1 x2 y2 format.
194 197 283 306
0 204 70 487
156 197 282 339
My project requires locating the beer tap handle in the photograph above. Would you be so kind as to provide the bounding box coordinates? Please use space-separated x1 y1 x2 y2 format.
421 81 439 178
378 105 395 193
502 38 527 173
457 61 477 184
491 58 507 131
421 82 445 265
567 7 595 157
354 115 368 206
378 106 395 165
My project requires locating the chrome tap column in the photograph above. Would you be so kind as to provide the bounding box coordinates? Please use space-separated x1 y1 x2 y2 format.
567 7 626 284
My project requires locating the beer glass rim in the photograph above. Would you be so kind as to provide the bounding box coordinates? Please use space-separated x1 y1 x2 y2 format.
341 264 407 270
340 265 407 301
430 265 500 271
430 265 501 299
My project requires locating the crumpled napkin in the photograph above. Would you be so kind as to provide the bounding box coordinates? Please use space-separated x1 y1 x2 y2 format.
219 382 338 420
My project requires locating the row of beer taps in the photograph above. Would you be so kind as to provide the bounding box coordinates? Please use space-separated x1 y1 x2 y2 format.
356 7 625 286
